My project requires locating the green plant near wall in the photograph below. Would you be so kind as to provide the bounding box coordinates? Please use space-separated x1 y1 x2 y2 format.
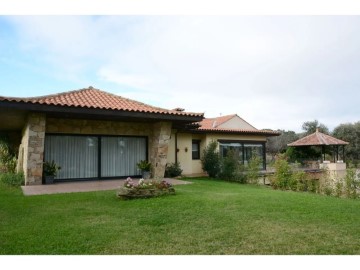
0 172 24 187
43 160 61 177
136 160 152 172
247 154 262 185
0 135 17 173
165 162 183 177
201 140 221 178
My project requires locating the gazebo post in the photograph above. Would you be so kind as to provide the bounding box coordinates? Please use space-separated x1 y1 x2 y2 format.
343 145 345 162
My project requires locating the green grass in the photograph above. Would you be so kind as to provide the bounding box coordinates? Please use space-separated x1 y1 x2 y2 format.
1 178 360 255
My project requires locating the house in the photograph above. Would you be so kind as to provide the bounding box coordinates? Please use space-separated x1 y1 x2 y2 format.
0 87 279 185
168 114 280 176
0 87 203 185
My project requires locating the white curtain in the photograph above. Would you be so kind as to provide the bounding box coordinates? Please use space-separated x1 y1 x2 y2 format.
101 137 146 177
45 136 98 179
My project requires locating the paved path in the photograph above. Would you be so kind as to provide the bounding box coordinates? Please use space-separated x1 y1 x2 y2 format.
21 178 192 196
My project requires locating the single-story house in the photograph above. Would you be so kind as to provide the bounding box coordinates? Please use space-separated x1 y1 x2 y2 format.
0 87 279 185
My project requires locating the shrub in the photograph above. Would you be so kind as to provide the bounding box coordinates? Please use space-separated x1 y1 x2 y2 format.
0 135 17 173
219 149 245 182
0 172 24 187
271 154 292 190
307 179 320 193
165 162 183 177
201 140 221 178
335 181 344 198
247 154 261 184
344 168 359 199
291 170 307 191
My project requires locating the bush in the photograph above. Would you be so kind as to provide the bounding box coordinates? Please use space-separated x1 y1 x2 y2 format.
335 181 344 198
0 172 24 187
0 135 17 173
165 162 183 177
219 149 246 182
201 140 221 178
247 154 261 184
344 168 359 199
271 154 292 190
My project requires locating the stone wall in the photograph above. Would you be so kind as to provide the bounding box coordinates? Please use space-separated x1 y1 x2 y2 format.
18 113 46 185
46 118 153 136
149 122 172 179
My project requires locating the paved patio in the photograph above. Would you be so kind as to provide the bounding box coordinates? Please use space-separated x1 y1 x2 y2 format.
21 178 192 196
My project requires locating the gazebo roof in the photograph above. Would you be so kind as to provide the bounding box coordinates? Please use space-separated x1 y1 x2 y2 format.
287 129 349 147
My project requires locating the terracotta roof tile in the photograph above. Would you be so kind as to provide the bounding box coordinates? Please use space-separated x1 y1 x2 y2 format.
288 130 349 146
193 114 280 136
199 114 236 129
0 87 203 117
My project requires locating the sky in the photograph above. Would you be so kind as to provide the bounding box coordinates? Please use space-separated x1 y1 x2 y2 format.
1 13 360 133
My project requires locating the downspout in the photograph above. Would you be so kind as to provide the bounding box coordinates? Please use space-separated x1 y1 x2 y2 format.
175 131 178 164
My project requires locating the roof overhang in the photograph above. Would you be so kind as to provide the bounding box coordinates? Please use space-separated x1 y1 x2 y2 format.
0 101 204 131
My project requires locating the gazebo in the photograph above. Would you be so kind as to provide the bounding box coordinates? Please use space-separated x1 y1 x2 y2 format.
287 128 349 162
287 129 349 177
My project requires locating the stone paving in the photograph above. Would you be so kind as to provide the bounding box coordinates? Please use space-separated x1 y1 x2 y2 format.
21 178 192 196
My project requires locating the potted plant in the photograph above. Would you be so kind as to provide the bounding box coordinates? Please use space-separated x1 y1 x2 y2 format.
43 160 61 184
136 160 152 179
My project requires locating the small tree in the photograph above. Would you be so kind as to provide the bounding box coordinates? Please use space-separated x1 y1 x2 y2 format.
247 154 261 184
201 140 221 178
271 154 292 190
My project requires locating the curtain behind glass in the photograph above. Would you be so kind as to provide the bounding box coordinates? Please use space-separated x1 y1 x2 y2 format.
45 136 98 179
101 137 146 177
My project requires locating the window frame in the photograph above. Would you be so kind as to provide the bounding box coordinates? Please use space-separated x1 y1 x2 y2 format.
218 140 266 170
192 140 201 160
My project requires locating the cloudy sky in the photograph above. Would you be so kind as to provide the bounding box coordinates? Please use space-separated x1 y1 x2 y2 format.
1 15 360 132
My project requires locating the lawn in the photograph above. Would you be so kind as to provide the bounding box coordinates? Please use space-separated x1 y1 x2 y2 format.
1 178 360 255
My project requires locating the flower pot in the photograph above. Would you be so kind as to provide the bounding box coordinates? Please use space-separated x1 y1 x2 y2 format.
45 176 55 184
142 171 151 179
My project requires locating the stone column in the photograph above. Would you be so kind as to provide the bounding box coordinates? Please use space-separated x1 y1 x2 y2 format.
20 113 46 185
149 121 172 179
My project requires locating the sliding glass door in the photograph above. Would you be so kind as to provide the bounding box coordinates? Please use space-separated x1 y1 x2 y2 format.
101 137 146 177
45 135 99 179
44 135 147 180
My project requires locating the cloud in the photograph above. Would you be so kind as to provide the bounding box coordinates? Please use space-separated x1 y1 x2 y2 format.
4 16 360 132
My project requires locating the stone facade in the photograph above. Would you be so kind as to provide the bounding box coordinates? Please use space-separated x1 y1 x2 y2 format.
18 113 46 185
149 122 172 179
17 116 173 185
46 118 153 136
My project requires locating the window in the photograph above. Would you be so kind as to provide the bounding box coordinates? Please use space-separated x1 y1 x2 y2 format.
192 140 201 160
219 141 265 170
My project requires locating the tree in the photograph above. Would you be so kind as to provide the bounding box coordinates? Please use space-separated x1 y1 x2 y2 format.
266 130 298 160
333 121 360 166
302 120 330 135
